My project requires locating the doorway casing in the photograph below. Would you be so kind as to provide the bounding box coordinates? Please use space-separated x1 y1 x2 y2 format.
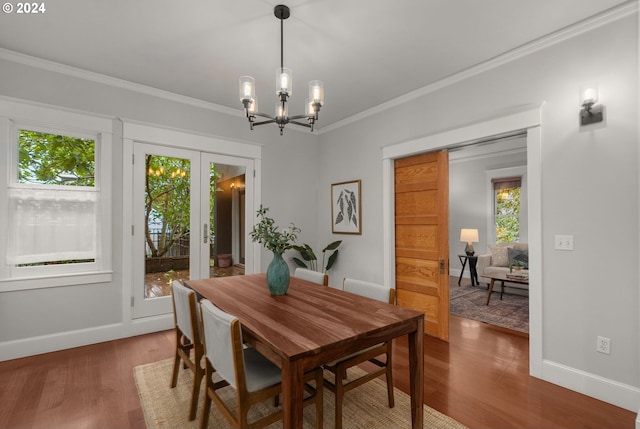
381 107 543 378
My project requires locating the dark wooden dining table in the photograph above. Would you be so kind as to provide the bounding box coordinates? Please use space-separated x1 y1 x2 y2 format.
185 273 425 429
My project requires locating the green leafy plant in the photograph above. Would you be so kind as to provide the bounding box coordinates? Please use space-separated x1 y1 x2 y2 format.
509 260 526 272
250 205 301 254
292 240 342 272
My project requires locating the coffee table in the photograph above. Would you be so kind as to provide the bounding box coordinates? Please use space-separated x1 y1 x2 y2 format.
485 272 529 305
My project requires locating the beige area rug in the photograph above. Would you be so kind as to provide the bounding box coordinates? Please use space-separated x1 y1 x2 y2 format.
134 358 467 429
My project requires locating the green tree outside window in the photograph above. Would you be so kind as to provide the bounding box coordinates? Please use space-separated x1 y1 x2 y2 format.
495 186 520 243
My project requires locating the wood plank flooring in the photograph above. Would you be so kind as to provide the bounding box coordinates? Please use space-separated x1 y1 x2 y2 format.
392 316 636 429
0 317 636 429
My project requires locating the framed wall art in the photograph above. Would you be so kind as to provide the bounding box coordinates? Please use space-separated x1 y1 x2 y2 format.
331 180 361 234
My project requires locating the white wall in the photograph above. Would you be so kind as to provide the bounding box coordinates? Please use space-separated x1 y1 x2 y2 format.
0 58 321 354
317 12 639 412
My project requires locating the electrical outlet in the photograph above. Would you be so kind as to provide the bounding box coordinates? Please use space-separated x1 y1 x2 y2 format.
597 336 611 354
554 235 574 250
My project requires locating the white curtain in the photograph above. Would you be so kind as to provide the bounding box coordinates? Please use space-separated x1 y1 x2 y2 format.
7 186 98 265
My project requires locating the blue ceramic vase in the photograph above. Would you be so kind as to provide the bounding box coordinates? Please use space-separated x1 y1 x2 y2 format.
266 251 290 295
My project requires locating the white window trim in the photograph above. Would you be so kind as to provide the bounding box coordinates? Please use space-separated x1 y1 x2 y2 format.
0 99 113 291
485 166 527 245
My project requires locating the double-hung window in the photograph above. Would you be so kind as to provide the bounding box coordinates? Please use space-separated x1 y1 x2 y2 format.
0 100 112 290
492 176 521 243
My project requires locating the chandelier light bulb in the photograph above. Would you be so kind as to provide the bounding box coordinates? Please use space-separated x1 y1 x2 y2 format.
277 67 292 97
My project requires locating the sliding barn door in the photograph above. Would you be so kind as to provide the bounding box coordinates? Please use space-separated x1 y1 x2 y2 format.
395 150 449 341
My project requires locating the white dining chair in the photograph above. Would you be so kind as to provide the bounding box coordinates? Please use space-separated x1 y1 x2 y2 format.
323 277 396 429
293 267 328 286
199 299 323 429
170 280 205 421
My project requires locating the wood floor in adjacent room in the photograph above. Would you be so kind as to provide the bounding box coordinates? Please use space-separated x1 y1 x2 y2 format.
0 316 636 429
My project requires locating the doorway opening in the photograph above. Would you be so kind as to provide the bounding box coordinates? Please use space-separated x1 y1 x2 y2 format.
448 134 528 333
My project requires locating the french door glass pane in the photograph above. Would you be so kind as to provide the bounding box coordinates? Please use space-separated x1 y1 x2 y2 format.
144 154 191 298
208 162 246 278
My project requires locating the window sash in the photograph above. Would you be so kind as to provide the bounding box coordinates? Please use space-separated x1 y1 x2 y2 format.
492 176 522 191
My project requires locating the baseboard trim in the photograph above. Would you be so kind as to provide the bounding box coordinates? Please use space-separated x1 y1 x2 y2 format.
543 359 640 412
0 315 173 361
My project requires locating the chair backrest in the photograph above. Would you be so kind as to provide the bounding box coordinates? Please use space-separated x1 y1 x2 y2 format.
200 299 240 390
294 267 328 286
172 280 199 342
342 278 395 304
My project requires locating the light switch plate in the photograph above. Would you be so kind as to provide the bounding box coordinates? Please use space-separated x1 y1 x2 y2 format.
554 235 574 250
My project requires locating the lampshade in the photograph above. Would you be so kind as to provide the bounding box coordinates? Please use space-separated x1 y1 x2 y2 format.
239 76 255 102
581 86 598 106
460 229 479 243
309 80 324 106
248 97 258 114
276 67 293 97
305 98 315 116
275 102 288 119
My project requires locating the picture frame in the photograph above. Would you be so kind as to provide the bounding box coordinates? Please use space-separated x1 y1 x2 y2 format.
331 180 361 234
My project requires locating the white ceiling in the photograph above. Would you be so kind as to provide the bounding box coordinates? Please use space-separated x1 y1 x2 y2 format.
0 0 631 130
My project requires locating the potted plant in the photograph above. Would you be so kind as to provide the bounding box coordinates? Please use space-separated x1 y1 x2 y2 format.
292 241 342 273
509 260 526 273
250 205 300 295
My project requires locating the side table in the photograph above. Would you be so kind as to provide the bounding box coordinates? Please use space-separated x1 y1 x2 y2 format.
457 254 479 286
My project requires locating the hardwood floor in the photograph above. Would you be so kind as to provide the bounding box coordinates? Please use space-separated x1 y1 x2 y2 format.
392 316 636 429
0 331 174 429
0 317 636 429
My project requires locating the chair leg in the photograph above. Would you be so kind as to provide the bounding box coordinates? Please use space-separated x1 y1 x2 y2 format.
170 351 181 388
200 359 218 429
200 383 211 429
317 369 324 429
385 350 395 408
188 363 203 421
334 367 345 429
182 342 190 369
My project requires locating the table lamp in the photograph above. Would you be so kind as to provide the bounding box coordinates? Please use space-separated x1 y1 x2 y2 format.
460 228 479 256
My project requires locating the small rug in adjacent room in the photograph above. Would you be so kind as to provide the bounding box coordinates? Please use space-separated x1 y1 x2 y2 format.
450 281 529 333
134 358 468 429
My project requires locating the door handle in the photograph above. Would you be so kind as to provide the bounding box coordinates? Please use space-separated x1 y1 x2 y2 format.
203 223 208 243
440 259 445 274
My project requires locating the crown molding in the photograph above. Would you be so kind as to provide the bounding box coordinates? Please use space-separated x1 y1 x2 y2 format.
0 48 241 118
319 0 638 134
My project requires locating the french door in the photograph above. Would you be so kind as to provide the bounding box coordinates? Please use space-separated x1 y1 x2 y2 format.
132 143 254 318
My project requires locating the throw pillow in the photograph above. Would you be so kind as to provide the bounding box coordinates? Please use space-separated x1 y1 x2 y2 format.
488 245 510 267
508 247 529 269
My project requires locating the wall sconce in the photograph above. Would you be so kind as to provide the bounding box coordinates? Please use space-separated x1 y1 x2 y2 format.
580 87 604 126
460 228 479 256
